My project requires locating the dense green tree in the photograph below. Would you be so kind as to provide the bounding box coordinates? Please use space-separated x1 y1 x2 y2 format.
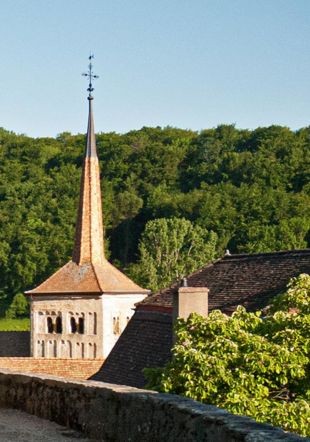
145 274 310 437
127 217 217 292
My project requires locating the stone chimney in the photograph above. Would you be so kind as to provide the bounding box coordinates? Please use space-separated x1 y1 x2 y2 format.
173 284 209 323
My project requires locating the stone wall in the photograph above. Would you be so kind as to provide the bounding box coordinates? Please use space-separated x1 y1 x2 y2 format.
0 369 307 442
31 295 103 358
0 331 30 356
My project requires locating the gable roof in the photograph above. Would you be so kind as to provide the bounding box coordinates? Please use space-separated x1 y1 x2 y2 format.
94 248 310 387
140 249 310 314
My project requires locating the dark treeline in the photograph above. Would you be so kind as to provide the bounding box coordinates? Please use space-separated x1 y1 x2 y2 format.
0 124 309 307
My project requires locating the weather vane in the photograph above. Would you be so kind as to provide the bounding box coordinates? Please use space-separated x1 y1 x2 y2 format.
82 54 99 99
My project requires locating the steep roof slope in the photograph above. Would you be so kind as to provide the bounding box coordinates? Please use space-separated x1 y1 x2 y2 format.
92 310 172 387
94 249 310 387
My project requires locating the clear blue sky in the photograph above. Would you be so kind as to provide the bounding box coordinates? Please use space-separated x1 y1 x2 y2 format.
1 0 309 137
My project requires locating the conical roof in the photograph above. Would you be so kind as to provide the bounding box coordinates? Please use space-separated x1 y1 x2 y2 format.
26 95 149 296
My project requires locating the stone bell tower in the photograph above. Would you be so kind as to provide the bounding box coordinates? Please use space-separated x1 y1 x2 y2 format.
26 56 149 359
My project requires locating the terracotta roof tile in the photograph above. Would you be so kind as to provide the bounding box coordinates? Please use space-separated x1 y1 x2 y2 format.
26 260 149 295
0 358 104 381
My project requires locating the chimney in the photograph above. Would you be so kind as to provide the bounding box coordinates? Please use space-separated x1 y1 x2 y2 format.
173 284 208 323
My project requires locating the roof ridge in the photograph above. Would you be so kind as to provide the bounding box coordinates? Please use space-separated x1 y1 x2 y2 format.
222 248 310 261
92 261 150 294
91 261 104 292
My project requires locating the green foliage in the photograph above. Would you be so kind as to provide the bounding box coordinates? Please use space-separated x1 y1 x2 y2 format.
5 293 29 319
0 318 30 331
127 217 217 291
145 274 310 437
0 125 309 310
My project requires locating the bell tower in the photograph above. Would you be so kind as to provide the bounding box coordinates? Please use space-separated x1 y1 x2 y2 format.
26 56 150 359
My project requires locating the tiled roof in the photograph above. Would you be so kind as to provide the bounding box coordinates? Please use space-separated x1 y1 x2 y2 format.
95 249 310 388
72 98 105 267
0 358 104 381
26 260 149 295
140 249 310 313
91 310 172 388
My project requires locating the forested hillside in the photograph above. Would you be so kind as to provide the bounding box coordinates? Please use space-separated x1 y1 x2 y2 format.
0 124 309 310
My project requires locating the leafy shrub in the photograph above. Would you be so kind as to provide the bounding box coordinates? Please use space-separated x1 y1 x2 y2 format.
5 293 29 319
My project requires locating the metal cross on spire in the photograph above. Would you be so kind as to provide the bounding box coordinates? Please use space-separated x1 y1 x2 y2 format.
82 54 99 100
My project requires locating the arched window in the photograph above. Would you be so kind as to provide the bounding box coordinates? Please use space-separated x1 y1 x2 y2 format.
78 317 84 334
56 316 62 334
70 317 77 333
47 317 53 333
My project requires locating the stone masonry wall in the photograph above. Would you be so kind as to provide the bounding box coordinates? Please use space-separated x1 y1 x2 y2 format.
0 332 30 356
0 369 307 442
31 295 103 358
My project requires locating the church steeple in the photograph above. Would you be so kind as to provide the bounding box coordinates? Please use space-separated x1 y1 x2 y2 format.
72 56 104 265
26 56 149 296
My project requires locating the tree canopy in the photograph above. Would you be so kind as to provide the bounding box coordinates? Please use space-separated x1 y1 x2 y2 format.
0 124 309 312
144 274 310 437
127 217 217 291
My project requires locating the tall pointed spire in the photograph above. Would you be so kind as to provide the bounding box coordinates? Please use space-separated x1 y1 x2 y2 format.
72 56 104 265
26 56 149 296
